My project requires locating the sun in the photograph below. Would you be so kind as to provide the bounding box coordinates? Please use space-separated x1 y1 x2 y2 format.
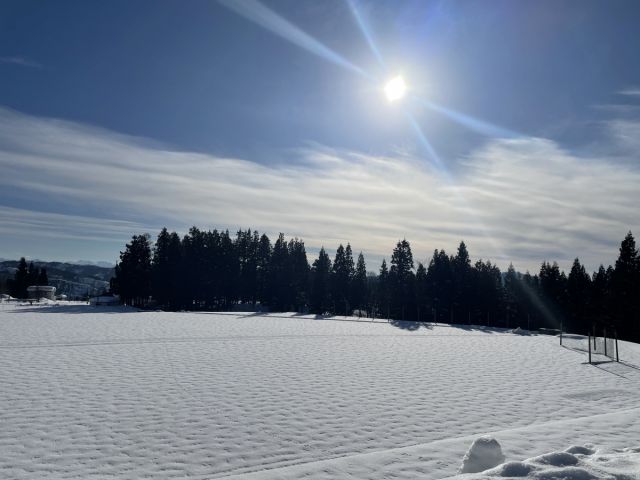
384 75 407 102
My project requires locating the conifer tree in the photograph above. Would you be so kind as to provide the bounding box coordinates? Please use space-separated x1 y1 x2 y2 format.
377 259 391 319
415 262 428 322
114 234 152 307
453 241 473 323
567 258 591 334
288 238 309 312
591 265 611 328
389 239 414 320
268 233 291 311
611 232 639 340
332 244 355 315
426 249 452 322
10 257 29 298
27 261 38 286
37 268 48 286
152 227 173 308
310 248 332 314
350 252 368 315
538 261 567 329
256 233 272 306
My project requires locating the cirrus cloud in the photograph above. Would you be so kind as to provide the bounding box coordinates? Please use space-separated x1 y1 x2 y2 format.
0 106 638 272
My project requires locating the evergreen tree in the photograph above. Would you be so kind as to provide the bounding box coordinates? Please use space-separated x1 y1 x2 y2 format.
268 233 291 310
152 228 173 308
452 241 473 323
235 228 258 305
331 244 355 315
151 228 184 309
377 259 390 319
472 260 503 326
567 258 591 334
256 233 272 306
415 262 429 322
218 230 239 308
350 252 368 315
36 268 48 286
538 261 567 329
611 232 639 340
27 261 38 286
389 239 414 320
426 249 453 322
310 247 332 314
591 265 611 329
113 234 152 307
10 257 29 298
504 263 519 327
288 238 309 312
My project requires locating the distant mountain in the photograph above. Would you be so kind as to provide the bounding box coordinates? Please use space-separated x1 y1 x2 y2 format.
69 260 115 268
0 260 114 299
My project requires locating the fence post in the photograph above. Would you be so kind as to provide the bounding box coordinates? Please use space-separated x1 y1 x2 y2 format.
560 321 563 346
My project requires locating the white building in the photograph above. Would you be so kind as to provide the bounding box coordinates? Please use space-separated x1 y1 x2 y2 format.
26 285 57 300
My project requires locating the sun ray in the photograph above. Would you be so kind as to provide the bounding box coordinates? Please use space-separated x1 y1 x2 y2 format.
219 0 370 79
346 0 385 68
417 99 521 139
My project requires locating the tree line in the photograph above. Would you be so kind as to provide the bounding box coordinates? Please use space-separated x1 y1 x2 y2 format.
111 227 640 342
4 257 49 298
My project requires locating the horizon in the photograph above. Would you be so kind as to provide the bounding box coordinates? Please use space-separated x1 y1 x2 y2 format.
1 0 640 273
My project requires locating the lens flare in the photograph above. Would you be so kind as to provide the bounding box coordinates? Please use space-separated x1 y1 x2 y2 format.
384 76 407 102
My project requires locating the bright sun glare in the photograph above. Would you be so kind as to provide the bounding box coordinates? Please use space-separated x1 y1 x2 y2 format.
384 75 407 102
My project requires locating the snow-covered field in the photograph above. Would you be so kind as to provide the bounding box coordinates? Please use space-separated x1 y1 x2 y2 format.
1 303 639 479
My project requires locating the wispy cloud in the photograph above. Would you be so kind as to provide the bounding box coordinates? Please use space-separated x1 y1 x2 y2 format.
0 56 42 69
617 87 640 97
0 106 638 272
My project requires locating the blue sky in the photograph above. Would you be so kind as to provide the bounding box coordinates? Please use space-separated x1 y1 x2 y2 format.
1 0 639 272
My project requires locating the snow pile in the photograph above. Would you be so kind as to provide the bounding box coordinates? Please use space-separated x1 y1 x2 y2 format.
511 327 528 335
459 437 505 473
453 444 640 480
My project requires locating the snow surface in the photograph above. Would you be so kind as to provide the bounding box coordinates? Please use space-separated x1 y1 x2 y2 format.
1 304 639 479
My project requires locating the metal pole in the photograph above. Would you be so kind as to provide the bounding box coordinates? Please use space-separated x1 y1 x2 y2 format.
560 321 563 346
604 327 608 357
615 329 619 362
588 332 592 364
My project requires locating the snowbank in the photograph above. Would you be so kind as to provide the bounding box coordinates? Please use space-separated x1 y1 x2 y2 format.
451 444 640 480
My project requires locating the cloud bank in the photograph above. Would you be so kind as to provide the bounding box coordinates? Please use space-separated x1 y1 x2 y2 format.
0 106 638 272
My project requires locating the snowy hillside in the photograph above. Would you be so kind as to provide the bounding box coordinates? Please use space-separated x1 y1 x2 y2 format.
0 304 639 479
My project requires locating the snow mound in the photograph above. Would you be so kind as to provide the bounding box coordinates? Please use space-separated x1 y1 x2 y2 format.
453 444 640 480
459 436 506 473
565 445 595 456
533 466 596 480
530 451 579 467
485 461 533 477
512 327 527 335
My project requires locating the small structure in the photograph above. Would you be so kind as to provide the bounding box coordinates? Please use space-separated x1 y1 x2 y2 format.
89 294 120 306
27 285 56 300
